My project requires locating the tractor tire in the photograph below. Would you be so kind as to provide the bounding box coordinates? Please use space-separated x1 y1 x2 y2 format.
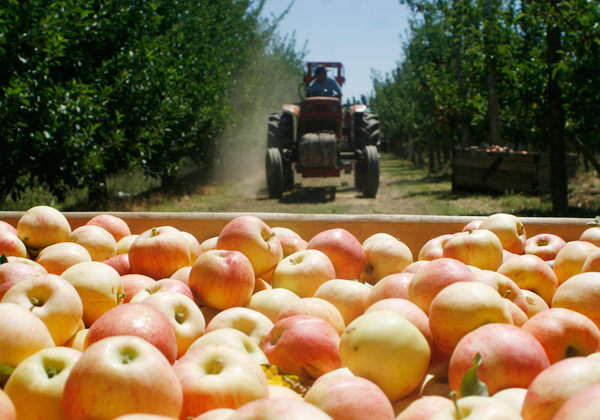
362 145 380 198
266 148 284 199
266 112 293 150
354 112 381 149
267 120 280 149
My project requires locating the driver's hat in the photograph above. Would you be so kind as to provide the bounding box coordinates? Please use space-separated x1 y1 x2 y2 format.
314 64 327 75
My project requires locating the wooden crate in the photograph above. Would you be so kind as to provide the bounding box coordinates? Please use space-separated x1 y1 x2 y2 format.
0 211 591 257
452 148 577 194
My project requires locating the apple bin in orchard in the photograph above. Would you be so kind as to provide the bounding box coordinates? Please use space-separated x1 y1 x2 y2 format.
2 208 600 420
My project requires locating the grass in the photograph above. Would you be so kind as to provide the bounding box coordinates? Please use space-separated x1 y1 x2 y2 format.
1 153 598 218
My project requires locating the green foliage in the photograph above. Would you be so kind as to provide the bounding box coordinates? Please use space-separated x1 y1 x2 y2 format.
0 0 305 205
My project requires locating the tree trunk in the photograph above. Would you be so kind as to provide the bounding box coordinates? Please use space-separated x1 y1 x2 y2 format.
546 24 568 214
487 64 502 145
452 0 473 147
429 135 436 172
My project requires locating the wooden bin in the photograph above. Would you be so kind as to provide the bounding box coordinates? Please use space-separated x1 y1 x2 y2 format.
452 148 577 194
0 211 591 256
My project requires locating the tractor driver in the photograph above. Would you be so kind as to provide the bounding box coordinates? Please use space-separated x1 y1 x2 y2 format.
307 65 342 99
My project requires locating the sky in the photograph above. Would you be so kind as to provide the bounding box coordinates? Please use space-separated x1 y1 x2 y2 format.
260 0 413 101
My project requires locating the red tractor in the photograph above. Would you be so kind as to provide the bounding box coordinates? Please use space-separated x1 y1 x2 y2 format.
265 62 381 199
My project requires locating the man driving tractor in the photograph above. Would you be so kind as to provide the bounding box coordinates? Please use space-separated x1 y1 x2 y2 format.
306 64 342 99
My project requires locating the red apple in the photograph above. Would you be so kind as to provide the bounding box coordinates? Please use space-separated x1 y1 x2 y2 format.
360 236 413 285
525 233 567 261
408 258 478 315
205 307 274 347
303 375 395 420
0 389 16 420
263 315 342 385
227 398 335 420
521 307 600 364
582 248 600 273
188 249 255 310
551 382 600 420
130 278 195 303
85 303 178 364
365 272 413 307
448 323 550 396
86 214 132 243
402 260 429 274
472 269 528 314
580 226 600 246
478 213 526 254
0 261 43 300
104 253 133 276
129 226 191 280
395 396 452 420
173 344 269 418
497 254 559 306
0 220 17 235
172 266 192 284
462 219 484 231
187 328 268 365
442 229 504 271
306 228 365 280
35 242 92 275
63 335 183 420
417 234 454 261
277 297 345 336
216 216 283 278
552 272 600 329
0 229 28 258
120 274 155 304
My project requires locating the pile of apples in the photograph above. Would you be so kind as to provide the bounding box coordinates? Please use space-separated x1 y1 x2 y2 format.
1 207 600 420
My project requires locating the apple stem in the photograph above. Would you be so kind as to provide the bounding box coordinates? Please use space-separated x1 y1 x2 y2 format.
176 312 185 324
468 229 474 234
210 357 224 375
118 293 126 299
290 258 298 265
29 297 40 307
263 232 276 241
46 366 59 379
145 288 153 295
502 290 512 299
517 224 525 235
450 391 465 419
151 227 157 237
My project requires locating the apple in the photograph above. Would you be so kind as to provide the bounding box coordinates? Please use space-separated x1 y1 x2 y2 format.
306 228 365 280
340 310 430 402
35 242 92 275
365 272 413 306
428 281 513 355
408 258 478 315
1 273 83 346
267 385 303 401
395 396 452 420
201 306 221 326
130 278 195 303
173 344 269 418
448 323 550 396
429 396 522 420
0 220 17 235
497 254 559 306
278 236 308 257
172 266 192 284
491 388 528 414
582 248 600 272
462 219 484 231
551 382 600 420
522 289 549 318
86 214 132 242
253 278 271 294
64 328 88 352
0 389 16 420
3 346 81 420
129 226 191 280
263 315 342 385
472 270 528 314
187 328 268 365
0 303 55 387
17 205 71 256
525 233 567 261
205 307 274 347
270 249 335 298
303 375 395 420
365 298 433 349
120 274 155 304
271 227 303 240
520 356 600 420
216 216 283 278
69 225 117 261
277 297 346 336
60 261 124 327
553 240 598 284
360 236 413 285
362 233 397 245
193 409 237 420
478 213 526 254
552 272 600 328
85 303 178 364
580 226 600 246
0 260 44 300
244 288 301 323
442 229 504 271
188 250 255 310
226 398 335 420
5 256 47 274
0 229 28 258
313 279 371 326
63 335 183 420
114 416 184 420
181 231 202 263
117 234 139 254
104 253 133 276
402 260 429 274
200 236 218 252
418 234 454 261
140 291 206 359
504 298 528 327
521 307 600 364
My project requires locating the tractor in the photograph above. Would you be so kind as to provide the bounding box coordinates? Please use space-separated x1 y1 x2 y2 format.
265 62 381 199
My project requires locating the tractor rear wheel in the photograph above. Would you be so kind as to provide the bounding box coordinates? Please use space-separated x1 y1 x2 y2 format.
362 145 380 198
354 159 364 192
266 148 284 199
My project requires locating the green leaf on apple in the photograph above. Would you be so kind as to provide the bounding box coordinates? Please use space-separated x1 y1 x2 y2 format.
0 364 14 387
587 215 600 227
459 352 489 397
0 252 8 264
